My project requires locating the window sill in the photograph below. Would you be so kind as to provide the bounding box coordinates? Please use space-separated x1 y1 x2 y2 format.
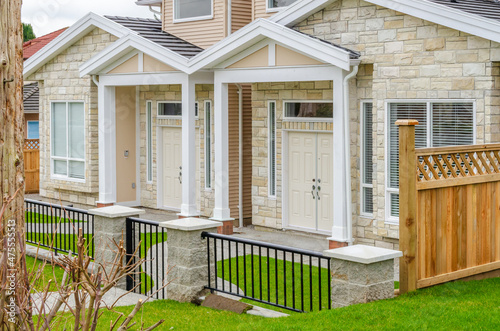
50 175 86 184
173 15 213 24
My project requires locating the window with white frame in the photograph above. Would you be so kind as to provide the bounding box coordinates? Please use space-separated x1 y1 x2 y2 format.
269 101 277 197
387 102 474 221
174 0 212 21
27 121 39 139
146 101 153 183
361 102 373 215
204 100 212 189
157 101 199 118
268 0 298 10
51 102 85 180
284 101 333 120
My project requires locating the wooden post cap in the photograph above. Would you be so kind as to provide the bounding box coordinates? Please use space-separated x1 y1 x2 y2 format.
396 119 419 126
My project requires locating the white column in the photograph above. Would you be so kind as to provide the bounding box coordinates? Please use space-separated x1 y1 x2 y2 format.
180 77 199 217
212 81 233 221
330 71 349 242
97 84 117 204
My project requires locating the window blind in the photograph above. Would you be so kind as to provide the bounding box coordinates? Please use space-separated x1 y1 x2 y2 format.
269 102 276 197
432 103 474 147
362 102 374 214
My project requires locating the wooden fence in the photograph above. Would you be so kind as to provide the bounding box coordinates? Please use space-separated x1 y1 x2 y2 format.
398 120 500 294
24 139 39 193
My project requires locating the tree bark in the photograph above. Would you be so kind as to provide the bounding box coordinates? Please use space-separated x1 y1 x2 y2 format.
0 0 26 329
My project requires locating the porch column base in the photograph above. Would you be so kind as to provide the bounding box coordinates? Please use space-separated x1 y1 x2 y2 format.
96 202 115 208
327 236 350 249
178 214 200 219
210 218 235 235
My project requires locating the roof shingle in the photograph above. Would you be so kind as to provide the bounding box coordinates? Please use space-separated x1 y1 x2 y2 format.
426 0 500 22
105 16 204 58
23 82 39 114
23 28 68 60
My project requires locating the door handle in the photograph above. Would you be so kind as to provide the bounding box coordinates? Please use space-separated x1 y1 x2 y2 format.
316 189 320 200
179 172 182 184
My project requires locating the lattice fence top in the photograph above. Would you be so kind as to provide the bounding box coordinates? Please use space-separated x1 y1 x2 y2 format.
416 145 500 183
24 139 40 150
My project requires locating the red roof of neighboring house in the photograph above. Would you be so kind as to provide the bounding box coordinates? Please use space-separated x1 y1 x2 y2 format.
23 27 68 60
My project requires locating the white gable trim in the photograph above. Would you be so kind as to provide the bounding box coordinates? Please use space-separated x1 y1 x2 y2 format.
188 19 353 72
23 12 133 79
271 0 500 44
79 33 190 76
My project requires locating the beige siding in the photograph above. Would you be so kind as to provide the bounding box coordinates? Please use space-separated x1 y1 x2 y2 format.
108 55 138 74
228 84 253 222
143 54 178 72
162 0 226 49
275 45 325 66
254 0 274 20
228 46 269 68
231 0 252 33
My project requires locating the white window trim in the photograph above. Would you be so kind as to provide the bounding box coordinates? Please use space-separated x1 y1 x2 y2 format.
268 100 277 198
384 99 477 224
50 100 86 183
282 100 334 122
360 100 373 218
157 100 182 119
146 100 153 184
173 0 214 23
26 120 39 139
266 0 294 13
204 100 212 190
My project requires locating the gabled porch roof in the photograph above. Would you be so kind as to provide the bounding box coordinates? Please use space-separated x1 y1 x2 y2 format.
187 18 360 73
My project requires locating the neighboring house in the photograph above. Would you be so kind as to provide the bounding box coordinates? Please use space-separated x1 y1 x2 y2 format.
23 27 67 139
23 0 500 249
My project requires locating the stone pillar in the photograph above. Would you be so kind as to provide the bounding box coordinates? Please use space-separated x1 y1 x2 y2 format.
323 245 402 308
89 206 145 289
161 218 222 302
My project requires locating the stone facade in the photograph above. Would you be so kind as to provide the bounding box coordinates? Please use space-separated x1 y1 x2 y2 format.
251 81 334 229
27 28 118 206
294 0 500 248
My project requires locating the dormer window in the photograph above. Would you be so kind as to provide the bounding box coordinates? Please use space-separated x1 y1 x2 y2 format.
174 0 213 22
267 0 298 11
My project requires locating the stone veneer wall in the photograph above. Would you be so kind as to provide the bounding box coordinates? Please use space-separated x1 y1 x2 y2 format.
138 84 214 218
294 0 500 249
251 81 333 229
27 28 118 206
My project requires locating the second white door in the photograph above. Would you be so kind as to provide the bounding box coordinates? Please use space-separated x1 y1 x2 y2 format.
288 131 333 232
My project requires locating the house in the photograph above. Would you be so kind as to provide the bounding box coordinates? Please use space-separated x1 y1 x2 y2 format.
23 28 67 139
23 0 500 249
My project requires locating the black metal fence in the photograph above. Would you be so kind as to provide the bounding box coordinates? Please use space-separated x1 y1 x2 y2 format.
202 232 331 313
125 217 167 299
24 199 94 258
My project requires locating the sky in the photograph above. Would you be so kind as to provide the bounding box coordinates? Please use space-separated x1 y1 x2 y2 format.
22 0 156 37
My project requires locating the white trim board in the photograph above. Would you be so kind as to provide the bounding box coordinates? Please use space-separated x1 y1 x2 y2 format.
270 0 500 44
24 12 132 78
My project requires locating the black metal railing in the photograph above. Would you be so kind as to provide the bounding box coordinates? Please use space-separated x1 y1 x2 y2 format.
126 217 167 299
24 199 94 258
201 232 331 313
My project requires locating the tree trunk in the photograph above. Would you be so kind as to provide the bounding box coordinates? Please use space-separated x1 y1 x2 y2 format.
0 0 27 329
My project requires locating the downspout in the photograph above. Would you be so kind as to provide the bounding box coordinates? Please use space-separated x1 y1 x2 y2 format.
343 63 359 244
236 83 243 228
149 5 162 20
92 75 99 87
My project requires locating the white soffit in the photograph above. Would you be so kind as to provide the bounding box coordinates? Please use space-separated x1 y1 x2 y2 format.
23 12 133 79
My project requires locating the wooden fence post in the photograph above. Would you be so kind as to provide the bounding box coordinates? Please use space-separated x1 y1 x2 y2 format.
397 119 418 294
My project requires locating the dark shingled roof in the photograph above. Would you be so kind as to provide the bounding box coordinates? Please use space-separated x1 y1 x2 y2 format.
23 82 39 114
105 16 204 58
427 0 500 22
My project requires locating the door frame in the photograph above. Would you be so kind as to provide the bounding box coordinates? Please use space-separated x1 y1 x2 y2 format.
157 125 182 212
283 129 333 235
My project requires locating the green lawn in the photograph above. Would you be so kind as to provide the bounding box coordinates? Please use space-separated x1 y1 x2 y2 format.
25 211 86 224
217 255 330 312
26 256 65 292
50 278 500 330
26 232 94 257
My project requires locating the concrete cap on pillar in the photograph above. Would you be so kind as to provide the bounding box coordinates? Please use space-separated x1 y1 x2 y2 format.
323 245 402 264
160 218 223 231
89 205 145 218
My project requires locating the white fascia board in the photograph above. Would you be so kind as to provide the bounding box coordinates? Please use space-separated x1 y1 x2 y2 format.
272 0 500 44
187 19 351 73
23 12 133 79
366 0 500 44
80 34 190 76
135 0 162 6
270 0 333 26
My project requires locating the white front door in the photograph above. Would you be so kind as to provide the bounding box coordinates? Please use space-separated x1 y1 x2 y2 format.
162 127 200 210
288 131 333 232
